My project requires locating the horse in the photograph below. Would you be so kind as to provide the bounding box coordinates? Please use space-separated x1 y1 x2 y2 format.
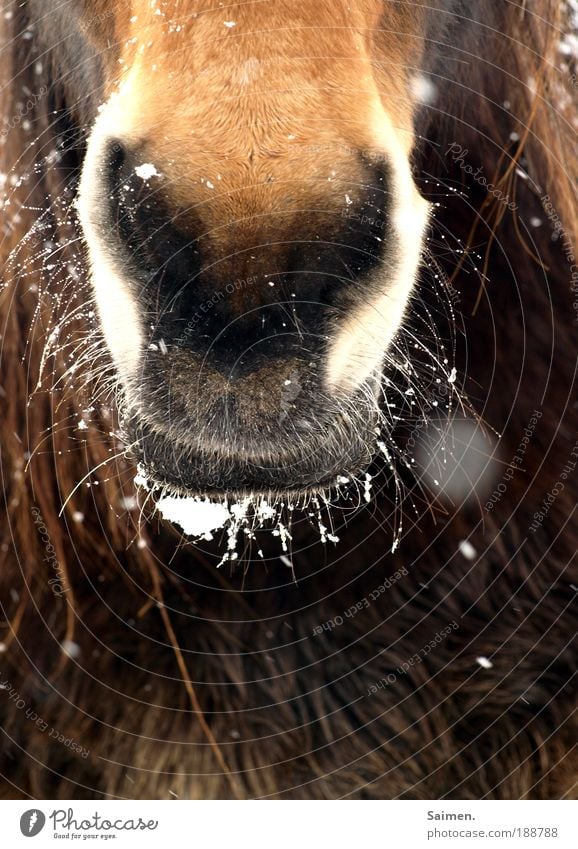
0 0 576 799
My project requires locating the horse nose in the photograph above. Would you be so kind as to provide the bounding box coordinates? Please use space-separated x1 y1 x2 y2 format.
104 138 390 380
194 358 310 433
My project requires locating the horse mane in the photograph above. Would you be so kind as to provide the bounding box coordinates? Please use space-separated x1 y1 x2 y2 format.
436 0 578 292
1 0 576 798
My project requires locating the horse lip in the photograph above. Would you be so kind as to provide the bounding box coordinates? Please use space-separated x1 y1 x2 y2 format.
125 417 376 499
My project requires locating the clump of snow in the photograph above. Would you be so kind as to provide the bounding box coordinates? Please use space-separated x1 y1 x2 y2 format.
134 467 149 488
364 473 372 503
156 495 232 540
133 464 347 565
134 163 160 180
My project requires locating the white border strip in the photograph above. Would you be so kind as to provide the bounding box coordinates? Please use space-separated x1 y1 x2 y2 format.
3 799 575 848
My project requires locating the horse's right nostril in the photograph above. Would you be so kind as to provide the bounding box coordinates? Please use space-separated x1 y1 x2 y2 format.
107 138 128 180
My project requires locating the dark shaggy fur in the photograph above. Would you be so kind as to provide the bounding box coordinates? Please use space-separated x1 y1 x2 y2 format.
0 0 576 799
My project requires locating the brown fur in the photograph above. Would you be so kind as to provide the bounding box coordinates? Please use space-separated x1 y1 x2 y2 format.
0 0 576 799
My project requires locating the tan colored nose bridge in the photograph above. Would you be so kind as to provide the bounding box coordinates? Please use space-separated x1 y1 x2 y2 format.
111 0 415 172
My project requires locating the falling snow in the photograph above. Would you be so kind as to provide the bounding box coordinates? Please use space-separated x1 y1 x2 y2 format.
61 639 81 659
410 73 438 105
458 539 477 560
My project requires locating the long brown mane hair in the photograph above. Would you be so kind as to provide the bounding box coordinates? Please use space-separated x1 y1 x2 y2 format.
0 0 576 799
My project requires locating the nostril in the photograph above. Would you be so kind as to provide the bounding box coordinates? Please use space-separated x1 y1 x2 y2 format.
106 138 128 182
102 140 202 295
